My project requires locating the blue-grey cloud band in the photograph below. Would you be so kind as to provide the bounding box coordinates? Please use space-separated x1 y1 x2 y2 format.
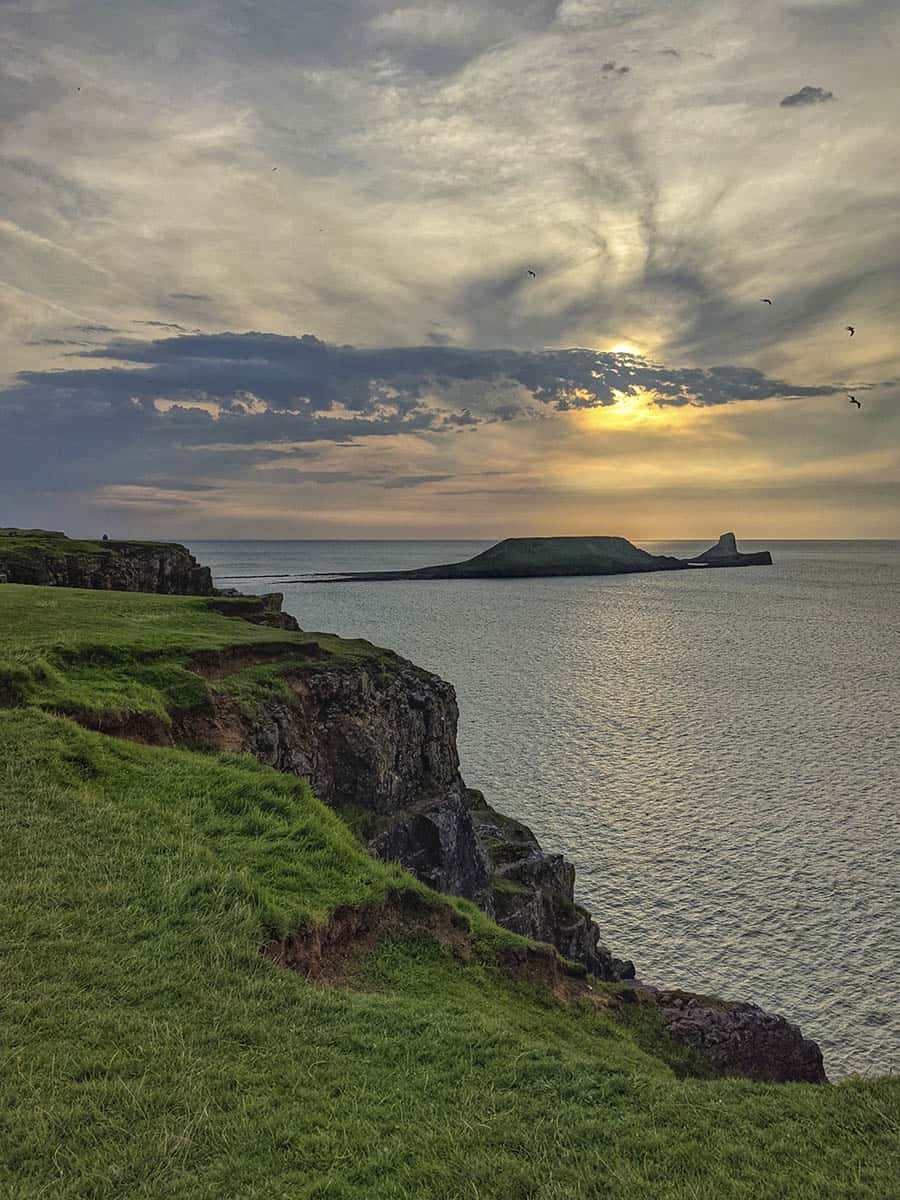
0 331 843 494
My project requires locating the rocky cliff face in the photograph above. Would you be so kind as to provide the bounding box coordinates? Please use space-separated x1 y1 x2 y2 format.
177 640 826 1079
0 530 214 594
177 650 627 977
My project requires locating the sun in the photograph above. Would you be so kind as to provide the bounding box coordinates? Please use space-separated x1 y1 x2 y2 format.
610 340 644 357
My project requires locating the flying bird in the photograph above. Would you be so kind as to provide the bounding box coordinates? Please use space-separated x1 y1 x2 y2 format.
527 269 536 278
849 395 861 408
846 325 855 336
271 167 278 171
760 298 773 305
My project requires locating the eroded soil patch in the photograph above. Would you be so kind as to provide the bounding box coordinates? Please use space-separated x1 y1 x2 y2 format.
261 889 598 1002
189 641 323 679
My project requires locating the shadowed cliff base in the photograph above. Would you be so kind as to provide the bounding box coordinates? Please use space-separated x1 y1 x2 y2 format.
306 533 773 582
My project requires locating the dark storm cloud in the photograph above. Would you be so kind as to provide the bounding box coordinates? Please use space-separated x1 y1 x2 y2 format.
19 330 839 415
780 86 835 108
0 329 845 498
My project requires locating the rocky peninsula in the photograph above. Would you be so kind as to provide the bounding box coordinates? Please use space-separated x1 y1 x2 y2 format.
317 532 772 581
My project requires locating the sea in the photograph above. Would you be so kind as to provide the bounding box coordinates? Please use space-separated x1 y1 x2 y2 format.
187 538 900 1080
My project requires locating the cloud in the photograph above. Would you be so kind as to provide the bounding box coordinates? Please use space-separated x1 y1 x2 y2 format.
381 473 454 489
780 86 835 107
133 320 193 332
0 328 848 504
41 330 838 415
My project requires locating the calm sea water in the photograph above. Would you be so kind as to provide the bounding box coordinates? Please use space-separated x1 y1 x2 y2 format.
188 538 900 1079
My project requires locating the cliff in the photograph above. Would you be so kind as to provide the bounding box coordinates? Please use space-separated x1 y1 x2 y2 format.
0 527 214 594
147 637 630 980
315 533 771 581
0 577 825 1082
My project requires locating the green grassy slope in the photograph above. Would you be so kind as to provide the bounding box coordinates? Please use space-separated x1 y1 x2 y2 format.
1 587 898 1198
0 584 391 720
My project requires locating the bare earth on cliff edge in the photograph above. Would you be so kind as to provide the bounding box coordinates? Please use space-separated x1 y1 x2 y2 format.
315 532 773 582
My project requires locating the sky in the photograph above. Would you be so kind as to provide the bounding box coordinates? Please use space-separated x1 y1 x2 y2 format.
1 0 898 540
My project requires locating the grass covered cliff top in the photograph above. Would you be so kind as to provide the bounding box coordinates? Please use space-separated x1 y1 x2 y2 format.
1 584 898 1198
0 584 393 721
0 527 186 561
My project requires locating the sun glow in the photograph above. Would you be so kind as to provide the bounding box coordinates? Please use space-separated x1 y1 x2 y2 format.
576 387 688 430
610 341 644 357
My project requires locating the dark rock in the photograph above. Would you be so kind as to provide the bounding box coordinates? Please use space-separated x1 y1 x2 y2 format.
468 790 630 980
688 532 773 568
372 788 493 912
655 990 827 1083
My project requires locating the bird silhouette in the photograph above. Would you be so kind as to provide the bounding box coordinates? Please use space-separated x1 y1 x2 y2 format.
271 167 278 171
846 325 855 336
849 396 861 408
760 298 773 305
527 269 536 278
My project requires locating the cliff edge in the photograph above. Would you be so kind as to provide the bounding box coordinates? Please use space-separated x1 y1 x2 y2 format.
0 528 214 594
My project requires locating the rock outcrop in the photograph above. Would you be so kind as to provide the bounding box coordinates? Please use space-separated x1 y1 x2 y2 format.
208 591 300 630
0 529 214 594
468 793 635 979
655 990 827 1083
688 532 773 568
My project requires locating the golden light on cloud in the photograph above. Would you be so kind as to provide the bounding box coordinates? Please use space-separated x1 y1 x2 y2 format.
573 387 693 431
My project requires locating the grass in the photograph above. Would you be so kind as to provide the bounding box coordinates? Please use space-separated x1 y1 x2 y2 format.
1 708 898 1199
0 584 396 721
0 583 898 1197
